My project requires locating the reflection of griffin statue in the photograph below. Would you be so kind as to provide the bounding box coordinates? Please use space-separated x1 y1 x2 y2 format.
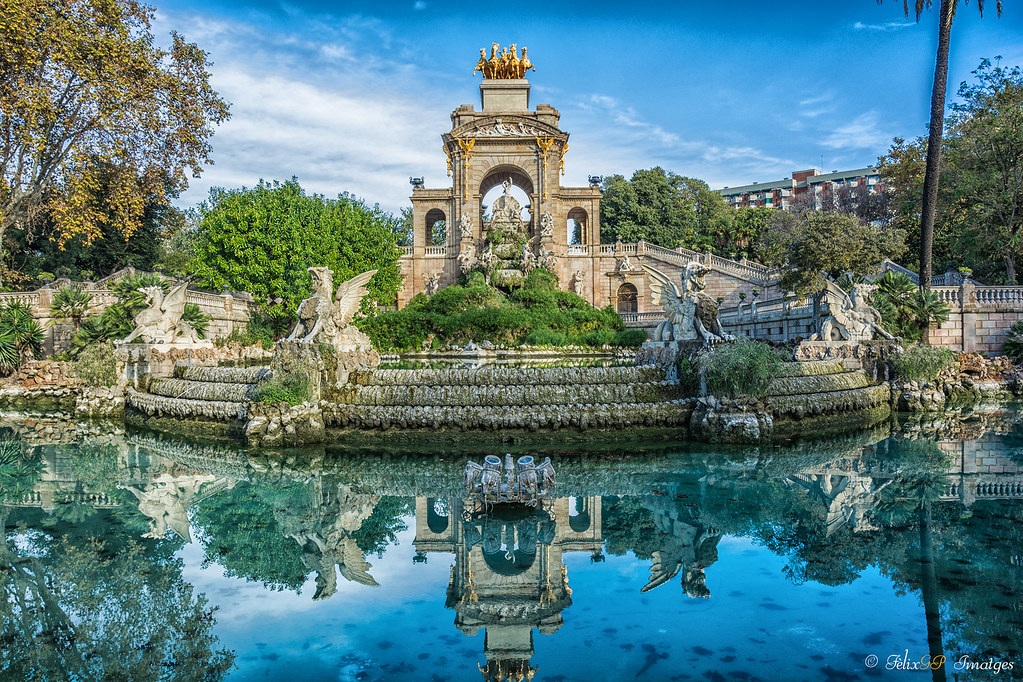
644 262 734 345
813 281 895 343
121 282 205 344
287 268 377 345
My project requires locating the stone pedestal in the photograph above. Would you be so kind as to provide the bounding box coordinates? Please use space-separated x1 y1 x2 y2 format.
115 343 217 391
480 79 529 111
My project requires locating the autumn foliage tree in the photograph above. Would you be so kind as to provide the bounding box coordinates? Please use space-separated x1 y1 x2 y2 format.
0 0 230 284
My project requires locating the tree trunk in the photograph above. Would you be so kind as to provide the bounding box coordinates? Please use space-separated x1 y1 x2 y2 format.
918 502 946 682
1006 253 1017 283
919 0 954 296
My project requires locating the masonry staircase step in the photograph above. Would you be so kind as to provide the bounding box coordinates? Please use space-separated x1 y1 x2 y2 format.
322 399 691 431
774 360 849 378
765 370 871 397
766 383 891 420
149 377 256 403
174 365 272 384
336 381 682 408
126 388 246 422
354 366 665 387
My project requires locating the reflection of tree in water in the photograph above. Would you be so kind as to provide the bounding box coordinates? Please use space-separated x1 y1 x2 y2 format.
191 479 412 596
0 508 233 680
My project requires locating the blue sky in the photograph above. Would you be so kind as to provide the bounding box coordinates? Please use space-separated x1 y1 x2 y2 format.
153 0 1023 214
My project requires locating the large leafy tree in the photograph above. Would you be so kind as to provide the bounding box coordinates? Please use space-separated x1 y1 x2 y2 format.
943 58 1023 281
763 210 906 296
0 0 230 284
877 0 1001 293
599 168 731 251
191 179 403 320
877 59 1023 283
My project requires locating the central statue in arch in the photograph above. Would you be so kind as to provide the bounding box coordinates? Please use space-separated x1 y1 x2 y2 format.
405 46 603 301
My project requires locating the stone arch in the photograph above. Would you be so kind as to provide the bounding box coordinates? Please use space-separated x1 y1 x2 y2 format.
568 497 591 533
567 207 588 245
617 283 638 314
479 164 535 198
425 208 447 246
426 497 448 534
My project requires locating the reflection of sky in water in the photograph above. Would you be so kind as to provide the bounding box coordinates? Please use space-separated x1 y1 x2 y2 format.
179 519 931 681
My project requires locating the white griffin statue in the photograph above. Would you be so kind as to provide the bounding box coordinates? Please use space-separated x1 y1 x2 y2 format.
121 281 208 345
286 268 377 347
644 262 735 346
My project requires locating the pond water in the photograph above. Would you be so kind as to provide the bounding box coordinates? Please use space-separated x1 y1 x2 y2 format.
1 410 1021 681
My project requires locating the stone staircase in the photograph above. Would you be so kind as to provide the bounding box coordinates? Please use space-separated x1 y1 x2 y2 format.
325 366 686 430
126 365 271 422
764 360 890 424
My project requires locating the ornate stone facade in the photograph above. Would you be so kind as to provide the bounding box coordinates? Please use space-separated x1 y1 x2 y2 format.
399 75 780 324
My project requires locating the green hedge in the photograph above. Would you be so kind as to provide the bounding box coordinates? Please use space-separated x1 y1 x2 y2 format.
353 270 639 351
696 340 784 399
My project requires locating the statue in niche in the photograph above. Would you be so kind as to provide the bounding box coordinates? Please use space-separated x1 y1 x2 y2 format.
120 281 208 345
423 272 441 297
813 281 895 343
645 262 734 346
286 267 377 346
520 243 537 275
571 270 585 296
539 211 554 239
458 213 473 241
490 179 522 224
458 244 477 274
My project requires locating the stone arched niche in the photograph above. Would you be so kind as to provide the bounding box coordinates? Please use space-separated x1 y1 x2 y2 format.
617 283 638 313
567 207 588 245
425 208 447 246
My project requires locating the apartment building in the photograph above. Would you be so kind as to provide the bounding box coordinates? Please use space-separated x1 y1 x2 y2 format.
715 167 885 210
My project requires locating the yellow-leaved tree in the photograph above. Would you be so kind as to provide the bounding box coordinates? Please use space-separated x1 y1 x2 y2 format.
0 0 230 286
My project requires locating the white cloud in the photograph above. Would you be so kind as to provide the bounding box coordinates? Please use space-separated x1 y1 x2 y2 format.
853 20 916 31
821 111 892 150
413 0 427 9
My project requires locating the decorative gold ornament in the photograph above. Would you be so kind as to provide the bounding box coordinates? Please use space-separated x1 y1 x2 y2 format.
475 43 535 79
559 142 569 176
444 145 453 177
536 135 556 201
457 137 476 202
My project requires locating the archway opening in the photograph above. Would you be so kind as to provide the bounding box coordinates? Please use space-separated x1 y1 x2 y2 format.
617 283 638 313
567 207 588 245
425 209 447 246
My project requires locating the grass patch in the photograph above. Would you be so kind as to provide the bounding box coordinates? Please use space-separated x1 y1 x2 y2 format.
891 344 956 382
73 341 118 387
696 340 784 399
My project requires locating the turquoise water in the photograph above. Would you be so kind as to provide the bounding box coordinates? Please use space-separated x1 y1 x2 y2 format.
1 412 1021 681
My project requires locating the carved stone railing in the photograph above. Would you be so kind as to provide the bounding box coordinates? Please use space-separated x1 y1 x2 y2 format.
618 312 666 327
399 245 414 256
424 245 447 256
0 291 40 307
566 245 590 255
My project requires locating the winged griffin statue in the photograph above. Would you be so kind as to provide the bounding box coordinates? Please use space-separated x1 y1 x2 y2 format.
644 262 734 346
121 281 207 345
813 280 895 343
286 268 377 347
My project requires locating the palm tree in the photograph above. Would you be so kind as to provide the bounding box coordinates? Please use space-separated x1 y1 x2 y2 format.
879 0 1001 295
49 285 93 333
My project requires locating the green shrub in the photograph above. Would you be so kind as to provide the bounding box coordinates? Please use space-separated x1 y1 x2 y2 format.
1003 320 1023 363
614 329 649 346
676 356 699 398
353 278 630 351
525 328 568 346
253 370 314 406
74 341 118 387
182 303 210 339
891 344 956 382
696 340 784 399
0 302 43 372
